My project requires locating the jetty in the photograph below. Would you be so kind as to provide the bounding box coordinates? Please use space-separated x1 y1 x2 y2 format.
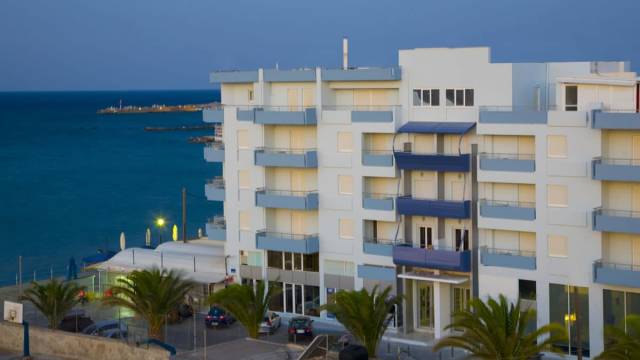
97 102 220 115
144 124 217 132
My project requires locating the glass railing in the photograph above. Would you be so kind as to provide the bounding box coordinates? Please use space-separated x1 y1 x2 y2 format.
256 188 317 197
482 246 536 258
256 230 318 241
479 153 535 160
480 199 536 209
255 147 316 155
595 260 640 272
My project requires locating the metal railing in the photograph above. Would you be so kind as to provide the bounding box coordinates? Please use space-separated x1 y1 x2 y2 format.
479 105 551 112
206 177 225 187
594 157 640 166
256 230 318 241
398 195 466 203
363 192 395 200
482 246 536 258
205 142 224 150
236 105 316 112
395 241 470 252
594 207 640 218
480 152 535 160
480 199 536 208
256 188 317 197
598 108 639 113
394 150 469 156
363 237 398 246
203 104 224 110
322 105 400 111
362 149 393 155
207 216 226 227
255 147 316 155
595 259 640 272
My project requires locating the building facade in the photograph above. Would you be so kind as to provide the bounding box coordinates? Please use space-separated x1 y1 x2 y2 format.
203 47 640 357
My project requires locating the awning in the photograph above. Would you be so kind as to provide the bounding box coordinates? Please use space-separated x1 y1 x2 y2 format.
398 271 469 284
556 76 636 87
397 121 476 134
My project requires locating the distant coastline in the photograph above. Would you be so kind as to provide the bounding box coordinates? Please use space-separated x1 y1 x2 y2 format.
97 102 220 115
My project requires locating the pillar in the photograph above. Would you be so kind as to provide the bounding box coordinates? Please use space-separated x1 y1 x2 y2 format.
434 281 451 339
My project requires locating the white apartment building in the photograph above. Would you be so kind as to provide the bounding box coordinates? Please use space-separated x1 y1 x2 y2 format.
203 46 640 358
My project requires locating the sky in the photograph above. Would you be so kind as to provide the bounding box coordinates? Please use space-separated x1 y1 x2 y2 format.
0 0 639 91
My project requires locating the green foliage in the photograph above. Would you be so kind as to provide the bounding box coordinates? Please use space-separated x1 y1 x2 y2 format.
433 294 567 360
596 315 640 360
207 281 280 338
320 286 401 357
21 279 85 329
102 268 194 340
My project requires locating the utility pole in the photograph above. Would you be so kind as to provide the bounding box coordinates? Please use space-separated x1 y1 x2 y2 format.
182 187 187 243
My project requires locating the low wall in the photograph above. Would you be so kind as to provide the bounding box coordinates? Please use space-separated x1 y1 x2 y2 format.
0 321 169 360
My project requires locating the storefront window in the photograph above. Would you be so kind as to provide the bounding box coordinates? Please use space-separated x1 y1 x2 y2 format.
604 290 640 337
304 286 320 317
269 282 284 312
549 284 590 358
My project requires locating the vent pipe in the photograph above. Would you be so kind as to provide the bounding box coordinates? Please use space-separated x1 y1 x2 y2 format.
342 37 349 70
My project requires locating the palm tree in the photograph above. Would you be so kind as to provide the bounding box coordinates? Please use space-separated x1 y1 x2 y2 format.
102 268 194 340
207 281 280 339
20 279 85 329
433 294 567 359
320 286 401 357
596 315 640 360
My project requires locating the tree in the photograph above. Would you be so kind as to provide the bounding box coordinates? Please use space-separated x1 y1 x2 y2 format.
320 286 401 357
433 294 567 360
102 268 194 340
207 281 280 339
596 315 640 360
20 279 85 329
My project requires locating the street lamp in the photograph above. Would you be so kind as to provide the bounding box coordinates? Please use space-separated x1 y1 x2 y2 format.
155 217 166 244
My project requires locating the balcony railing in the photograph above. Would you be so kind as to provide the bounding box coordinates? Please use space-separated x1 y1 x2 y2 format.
255 230 319 254
594 260 640 288
392 243 471 272
323 105 398 123
362 192 395 211
480 247 536 270
206 217 226 241
396 196 471 219
479 199 536 221
479 153 535 172
592 110 640 129
479 106 548 124
206 177 225 187
255 188 319 210
204 142 225 163
321 67 401 81
205 177 225 201
362 150 394 167
203 107 224 123
593 207 640 234
592 157 640 182
363 237 397 257
254 147 318 168
394 151 470 172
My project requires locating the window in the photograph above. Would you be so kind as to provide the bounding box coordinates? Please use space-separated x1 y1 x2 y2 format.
547 135 568 158
267 251 283 269
248 89 254 102
241 250 262 267
548 235 568 257
338 175 353 195
337 132 353 153
412 89 440 107
549 284 590 357
238 170 250 189
237 129 249 149
303 253 319 272
547 185 568 207
419 226 433 249
565 85 578 111
604 290 640 332
239 210 251 230
339 219 354 239
455 229 470 251
446 89 474 107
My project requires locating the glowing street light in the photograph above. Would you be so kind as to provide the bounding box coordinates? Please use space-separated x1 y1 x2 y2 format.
155 217 167 244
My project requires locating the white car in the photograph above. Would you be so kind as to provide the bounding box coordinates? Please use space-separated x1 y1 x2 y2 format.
259 312 281 334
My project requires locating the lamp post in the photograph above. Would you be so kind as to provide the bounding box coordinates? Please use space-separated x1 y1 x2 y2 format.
156 217 166 244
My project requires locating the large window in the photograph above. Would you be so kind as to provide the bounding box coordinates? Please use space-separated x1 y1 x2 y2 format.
604 290 640 333
446 89 474 107
304 286 320 317
549 284 590 357
565 85 578 111
267 251 319 272
413 89 440 107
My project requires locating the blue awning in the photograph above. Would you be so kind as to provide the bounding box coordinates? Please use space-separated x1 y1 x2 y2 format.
397 121 476 134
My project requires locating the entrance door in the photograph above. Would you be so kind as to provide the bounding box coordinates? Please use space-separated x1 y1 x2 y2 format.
451 287 471 324
419 226 433 249
417 282 434 329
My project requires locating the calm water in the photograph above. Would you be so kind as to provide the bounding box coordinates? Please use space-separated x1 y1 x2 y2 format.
0 90 222 284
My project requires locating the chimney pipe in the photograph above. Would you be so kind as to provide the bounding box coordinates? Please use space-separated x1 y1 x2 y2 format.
342 37 349 70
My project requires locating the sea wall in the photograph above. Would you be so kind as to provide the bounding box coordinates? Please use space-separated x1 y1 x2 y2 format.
0 321 169 360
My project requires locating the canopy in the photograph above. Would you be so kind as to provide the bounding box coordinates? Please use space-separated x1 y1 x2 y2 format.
397 121 476 134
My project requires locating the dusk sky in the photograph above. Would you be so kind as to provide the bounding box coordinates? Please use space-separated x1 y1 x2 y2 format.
1 0 638 91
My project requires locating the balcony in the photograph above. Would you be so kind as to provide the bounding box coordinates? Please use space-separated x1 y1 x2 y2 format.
254 106 317 125
321 67 401 81
479 106 547 124
480 247 536 270
255 231 319 254
362 193 395 211
255 189 318 210
592 158 640 182
592 110 640 130
203 107 224 123
206 217 226 241
593 208 640 234
394 152 470 172
210 70 259 83
594 260 640 288
479 200 536 221
479 153 535 173
363 238 395 257
263 69 316 82
392 244 471 272
204 142 224 163
204 177 225 201
396 196 471 219
362 150 394 167
254 148 317 168
357 264 396 282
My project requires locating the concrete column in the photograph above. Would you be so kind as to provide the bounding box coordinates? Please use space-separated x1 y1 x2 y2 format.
536 280 550 333
402 277 414 334
434 282 451 339
258 68 265 106
589 286 604 357
315 67 322 114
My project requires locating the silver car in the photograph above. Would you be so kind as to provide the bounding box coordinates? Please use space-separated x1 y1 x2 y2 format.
259 312 281 334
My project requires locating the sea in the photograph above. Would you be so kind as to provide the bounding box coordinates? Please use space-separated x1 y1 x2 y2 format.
0 90 222 285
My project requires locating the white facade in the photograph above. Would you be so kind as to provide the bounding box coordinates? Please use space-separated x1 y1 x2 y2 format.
204 47 640 358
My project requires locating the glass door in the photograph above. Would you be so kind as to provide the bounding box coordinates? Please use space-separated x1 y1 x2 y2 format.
417 282 434 329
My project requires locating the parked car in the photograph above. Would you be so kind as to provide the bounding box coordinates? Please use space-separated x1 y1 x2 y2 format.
58 309 94 333
82 320 127 337
287 316 313 341
204 306 235 328
259 311 281 334
103 327 128 340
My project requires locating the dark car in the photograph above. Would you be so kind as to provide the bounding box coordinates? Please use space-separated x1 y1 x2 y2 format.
82 320 127 337
287 316 313 341
58 309 94 333
205 306 235 328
